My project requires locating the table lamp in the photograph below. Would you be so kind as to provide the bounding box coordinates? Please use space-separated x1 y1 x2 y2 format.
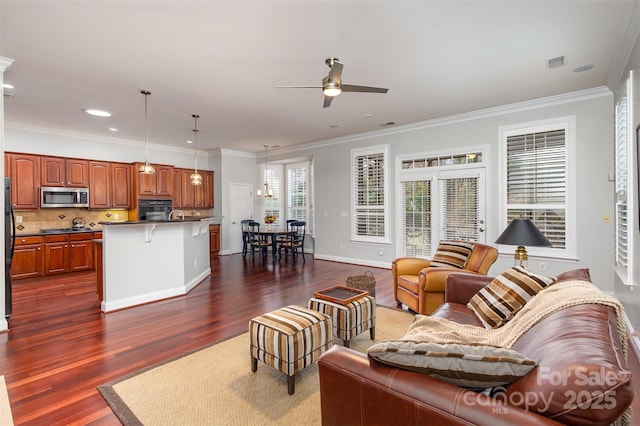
495 218 552 267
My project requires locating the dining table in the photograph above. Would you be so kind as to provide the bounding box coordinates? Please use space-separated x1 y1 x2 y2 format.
258 228 293 261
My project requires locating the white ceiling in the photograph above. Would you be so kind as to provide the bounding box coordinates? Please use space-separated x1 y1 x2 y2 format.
0 1 634 154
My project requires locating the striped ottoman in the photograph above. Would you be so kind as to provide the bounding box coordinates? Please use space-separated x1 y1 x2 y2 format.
249 305 333 395
308 295 376 348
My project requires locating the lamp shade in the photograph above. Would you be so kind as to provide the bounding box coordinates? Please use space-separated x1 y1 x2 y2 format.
495 219 552 247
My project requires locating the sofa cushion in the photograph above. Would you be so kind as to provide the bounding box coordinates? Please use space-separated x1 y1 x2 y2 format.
367 341 535 388
430 241 474 269
467 266 556 329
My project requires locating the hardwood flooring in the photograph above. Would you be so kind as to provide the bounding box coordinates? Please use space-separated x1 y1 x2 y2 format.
1 255 639 425
1 255 397 425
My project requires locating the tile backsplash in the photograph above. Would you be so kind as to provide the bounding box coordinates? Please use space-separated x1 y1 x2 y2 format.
13 208 214 235
13 208 127 234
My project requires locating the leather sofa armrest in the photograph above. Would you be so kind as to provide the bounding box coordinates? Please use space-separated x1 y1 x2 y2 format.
418 267 461 293
392 257 432 276
318 346 564 426
444 272 494 304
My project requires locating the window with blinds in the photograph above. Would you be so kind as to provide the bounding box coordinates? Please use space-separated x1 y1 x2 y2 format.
287 163 308 223
441 177 480 242
262 164 281 225
501 120 572 255
352 146 388 243
401 180 432 257
615 74 632 281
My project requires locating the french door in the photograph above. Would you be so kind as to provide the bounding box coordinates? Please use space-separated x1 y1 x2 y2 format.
398 168 486 258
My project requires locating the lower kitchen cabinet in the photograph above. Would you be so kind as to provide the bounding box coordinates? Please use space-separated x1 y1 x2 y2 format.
42 233 94 276
12 236 43 279
209 224 220 262
44 234 70 275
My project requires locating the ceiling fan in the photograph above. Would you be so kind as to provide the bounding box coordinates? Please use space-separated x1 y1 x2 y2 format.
276 57 389 108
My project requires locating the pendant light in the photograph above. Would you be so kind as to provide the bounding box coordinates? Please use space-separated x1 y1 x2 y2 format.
190 114 203 186
138 90 155 174
256 144 273 197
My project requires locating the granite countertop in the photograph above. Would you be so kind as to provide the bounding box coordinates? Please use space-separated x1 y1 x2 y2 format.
15 228 102 237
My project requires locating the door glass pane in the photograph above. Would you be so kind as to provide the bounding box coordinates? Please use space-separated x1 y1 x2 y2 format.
441 177 479 242
401 180 432 257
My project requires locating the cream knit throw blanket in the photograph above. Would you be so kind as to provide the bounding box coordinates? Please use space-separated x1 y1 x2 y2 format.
402 280 631 426
403 280 628 361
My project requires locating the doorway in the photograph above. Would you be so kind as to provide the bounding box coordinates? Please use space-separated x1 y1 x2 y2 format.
229 183 254 254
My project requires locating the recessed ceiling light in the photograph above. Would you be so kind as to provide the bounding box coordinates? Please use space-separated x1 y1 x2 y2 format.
187 140 193 144
364 113 373 118
3 83 14 89
573 64 594 73
108 128 118 132
84 108 112 117
328 124 339 128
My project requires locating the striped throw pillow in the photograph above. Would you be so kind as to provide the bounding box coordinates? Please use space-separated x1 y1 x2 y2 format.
430 241 474 269
367 341 536 388
468 266 557 329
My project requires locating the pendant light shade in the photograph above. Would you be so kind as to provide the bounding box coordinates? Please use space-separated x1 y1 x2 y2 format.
190 114 203 186
138 90 156 174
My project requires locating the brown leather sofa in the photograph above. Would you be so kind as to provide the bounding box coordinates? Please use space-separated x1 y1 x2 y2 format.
319 270 633 426
392 242 498 315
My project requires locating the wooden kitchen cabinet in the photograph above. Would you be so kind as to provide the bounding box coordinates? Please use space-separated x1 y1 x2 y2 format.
171 168 182 209
11 236 43 279
203 171 214 208
209 224 220 261
180 169 195 208
44 234 70 275
89 161 131 209
41 156 89 187
133 163 173 198
43 232 94 275
177 168 213 209
69 233 93 272
6 153 40 209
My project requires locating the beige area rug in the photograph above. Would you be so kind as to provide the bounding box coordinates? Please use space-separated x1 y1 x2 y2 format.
0 376 14 426
98 306 415 426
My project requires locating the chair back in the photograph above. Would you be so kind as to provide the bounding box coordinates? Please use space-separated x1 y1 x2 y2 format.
464 242 499 274
290 221 306 245
248 221 262 243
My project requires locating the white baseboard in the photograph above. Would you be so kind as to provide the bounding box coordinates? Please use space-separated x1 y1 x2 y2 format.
185 268 211 293
313 254 391 269
101 286 186 313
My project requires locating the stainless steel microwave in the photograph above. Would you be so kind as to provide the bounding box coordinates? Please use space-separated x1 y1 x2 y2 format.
41 186 89 208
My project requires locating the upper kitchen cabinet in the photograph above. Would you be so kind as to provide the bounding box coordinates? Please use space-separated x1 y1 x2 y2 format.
6 153 40 209
195 170 214 208
171 168 182 209
132 163 173 198
175 168 214 209
89 161 131 209
41 156 89 187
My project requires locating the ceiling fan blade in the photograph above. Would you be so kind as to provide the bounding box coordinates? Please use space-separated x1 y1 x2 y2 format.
275 86 323 89
327 60 343 84
323 95 334 108
341 84 389 94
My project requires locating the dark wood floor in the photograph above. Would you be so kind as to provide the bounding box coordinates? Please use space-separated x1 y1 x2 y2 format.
1 255 639 425
1 255 398 425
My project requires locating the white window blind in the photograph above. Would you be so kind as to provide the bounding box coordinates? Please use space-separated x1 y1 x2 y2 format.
505 128 567 249
615 76 631 278
287 163 308 223
441 177 480 242
262 164 281 225
401 180 432 257
309 157 315 237
352 146 388 242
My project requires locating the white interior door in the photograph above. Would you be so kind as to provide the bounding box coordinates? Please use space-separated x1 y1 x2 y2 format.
230 183 253 254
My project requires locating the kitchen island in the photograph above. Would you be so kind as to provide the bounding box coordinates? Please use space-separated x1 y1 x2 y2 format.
98 218 215 312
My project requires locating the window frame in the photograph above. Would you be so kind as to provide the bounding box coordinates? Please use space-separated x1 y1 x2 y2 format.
498 116 577 260
351 144 389 244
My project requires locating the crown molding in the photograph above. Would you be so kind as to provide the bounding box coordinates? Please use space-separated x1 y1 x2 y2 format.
0 57 14 72
607 0 640 90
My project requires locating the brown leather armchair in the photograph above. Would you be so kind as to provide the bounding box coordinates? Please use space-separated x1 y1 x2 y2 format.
392 242 498 315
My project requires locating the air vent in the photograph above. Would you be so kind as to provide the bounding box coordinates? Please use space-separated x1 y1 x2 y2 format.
547 56 565 69
3 93 13 98
380 121 396 127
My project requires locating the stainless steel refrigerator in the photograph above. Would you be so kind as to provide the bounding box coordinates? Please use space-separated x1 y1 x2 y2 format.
5 177 14 320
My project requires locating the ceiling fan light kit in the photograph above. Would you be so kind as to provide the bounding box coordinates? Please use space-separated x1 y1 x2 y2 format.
276 57 388 108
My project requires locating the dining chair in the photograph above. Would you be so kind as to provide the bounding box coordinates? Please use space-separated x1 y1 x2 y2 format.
241 219 253 257
278 221 306 262
248 221 270 258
